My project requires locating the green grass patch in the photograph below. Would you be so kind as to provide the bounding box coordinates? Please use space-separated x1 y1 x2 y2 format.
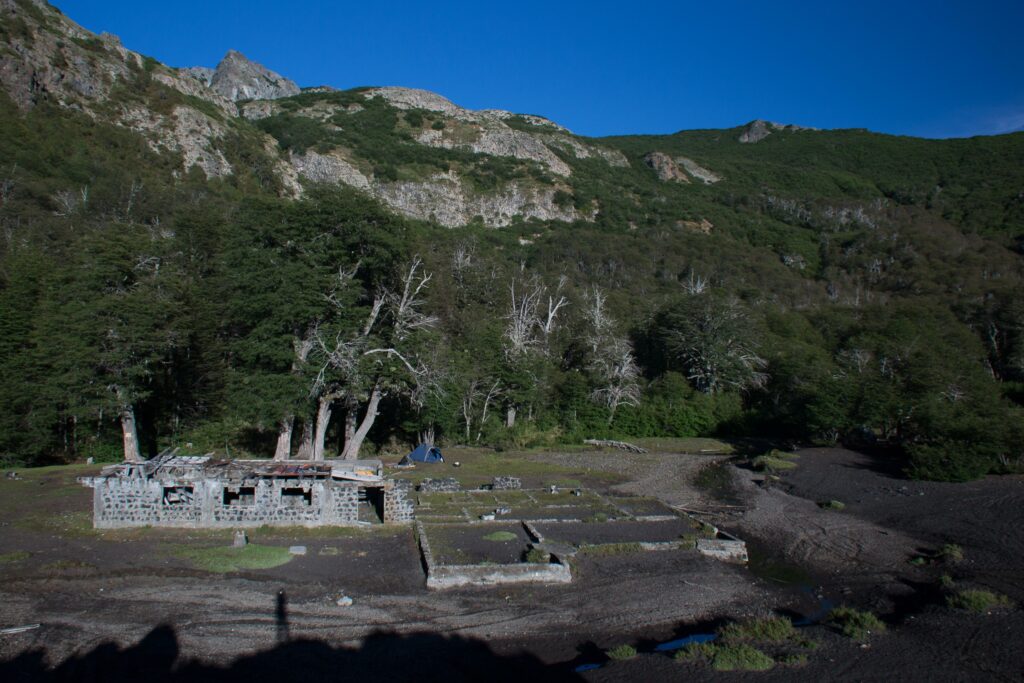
0 550 30 564
946 589 1013 613
483 531 518 542
711 644 775 671
171 544 294 573
717 617 795 644
633 437 734 453
605 644 637 660
827 607 886 639
752 451 799 472
818 499 846 510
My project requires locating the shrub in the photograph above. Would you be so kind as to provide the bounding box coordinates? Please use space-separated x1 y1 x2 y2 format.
819 499 845 510
673 642 716 662
712 644 774 671
780 653 808 666
939 543 964 563
717 617 795 644
605 644 637 660
524 547 549 563
946 589 1013 613
827 607 886 639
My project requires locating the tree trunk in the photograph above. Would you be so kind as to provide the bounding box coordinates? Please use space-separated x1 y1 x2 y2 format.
273 417 293 461
312 395 333 461
341 384 383 460
121 403 143 463
343 399 357 452
296 420 314 460
506 405 517 429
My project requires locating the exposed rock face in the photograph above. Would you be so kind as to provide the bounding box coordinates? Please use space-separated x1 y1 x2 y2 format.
416 126 572 177
644 152 690 183
119 104 233 179
739 119 774 143
675 218 714 234
183 66 215 86
290 150 370 190
739 119 818 143
372 172 584 228
208 50 300 102
677 157 722 184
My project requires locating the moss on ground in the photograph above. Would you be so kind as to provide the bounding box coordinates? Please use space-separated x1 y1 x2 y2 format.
946 589 1013 613
0 550 30 564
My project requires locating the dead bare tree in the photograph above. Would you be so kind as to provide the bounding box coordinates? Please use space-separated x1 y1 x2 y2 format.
583 287 642 423
311 257 439 460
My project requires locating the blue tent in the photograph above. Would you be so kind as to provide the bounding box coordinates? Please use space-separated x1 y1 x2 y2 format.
405 443 444 464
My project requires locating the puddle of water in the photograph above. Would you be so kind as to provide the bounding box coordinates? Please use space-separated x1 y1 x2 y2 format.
573 663 602 673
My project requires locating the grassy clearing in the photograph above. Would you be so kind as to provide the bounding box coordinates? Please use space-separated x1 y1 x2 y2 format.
389 449 621 488
605 644 637 661
633 437 734 454
827 607 886 639
0 550 30 564
483 531 518 542
170 544 294 573
946 589 1013 613
524 547 549 563
717 617 795 644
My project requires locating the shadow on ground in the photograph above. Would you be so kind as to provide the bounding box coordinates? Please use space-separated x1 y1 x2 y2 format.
1 623 579 683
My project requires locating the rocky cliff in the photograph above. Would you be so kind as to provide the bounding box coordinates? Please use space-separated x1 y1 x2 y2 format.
0 0 732 227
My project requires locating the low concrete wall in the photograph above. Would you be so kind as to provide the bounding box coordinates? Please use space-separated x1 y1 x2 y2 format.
426 561 572 589
416 521 572 589
696 538 749 564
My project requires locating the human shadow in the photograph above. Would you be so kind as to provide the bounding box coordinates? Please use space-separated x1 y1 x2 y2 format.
0 623 581 683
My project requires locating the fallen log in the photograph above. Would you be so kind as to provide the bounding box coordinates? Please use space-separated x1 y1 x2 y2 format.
584 439 648 454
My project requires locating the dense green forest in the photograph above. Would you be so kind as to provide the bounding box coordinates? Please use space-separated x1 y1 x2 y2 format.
1 72 1023 481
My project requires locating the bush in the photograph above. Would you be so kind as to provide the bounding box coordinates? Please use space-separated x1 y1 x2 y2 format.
827 607 886 639
712 644 774 671
717 617 795 644
946 589 1013 613
673 642 716 662
939 543 964 563
819 499 846 510
605 644 637 660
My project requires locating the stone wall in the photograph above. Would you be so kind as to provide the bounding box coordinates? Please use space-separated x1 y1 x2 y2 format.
383 480 415 523
89 475 410 529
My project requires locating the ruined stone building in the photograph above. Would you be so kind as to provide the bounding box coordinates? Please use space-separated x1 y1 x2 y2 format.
79 453 414 529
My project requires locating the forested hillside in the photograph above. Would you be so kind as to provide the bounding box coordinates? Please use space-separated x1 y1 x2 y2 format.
1 0 1022 480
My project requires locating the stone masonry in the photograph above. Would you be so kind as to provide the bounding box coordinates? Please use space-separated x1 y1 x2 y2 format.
79 454 413 529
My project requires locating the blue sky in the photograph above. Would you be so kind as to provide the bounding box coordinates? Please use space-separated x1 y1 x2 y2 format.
55 0 1024 139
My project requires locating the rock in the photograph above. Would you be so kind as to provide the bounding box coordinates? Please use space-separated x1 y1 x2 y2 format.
288 545 307 556
495 507 511 516
233 530 248 548
480 513 495 521
336 595 353 607
676 157 722 184
643 152 690 183
208 50 300 102
85 457 94 465
739 119 774 143
675 218 714 234
290 149 370 190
